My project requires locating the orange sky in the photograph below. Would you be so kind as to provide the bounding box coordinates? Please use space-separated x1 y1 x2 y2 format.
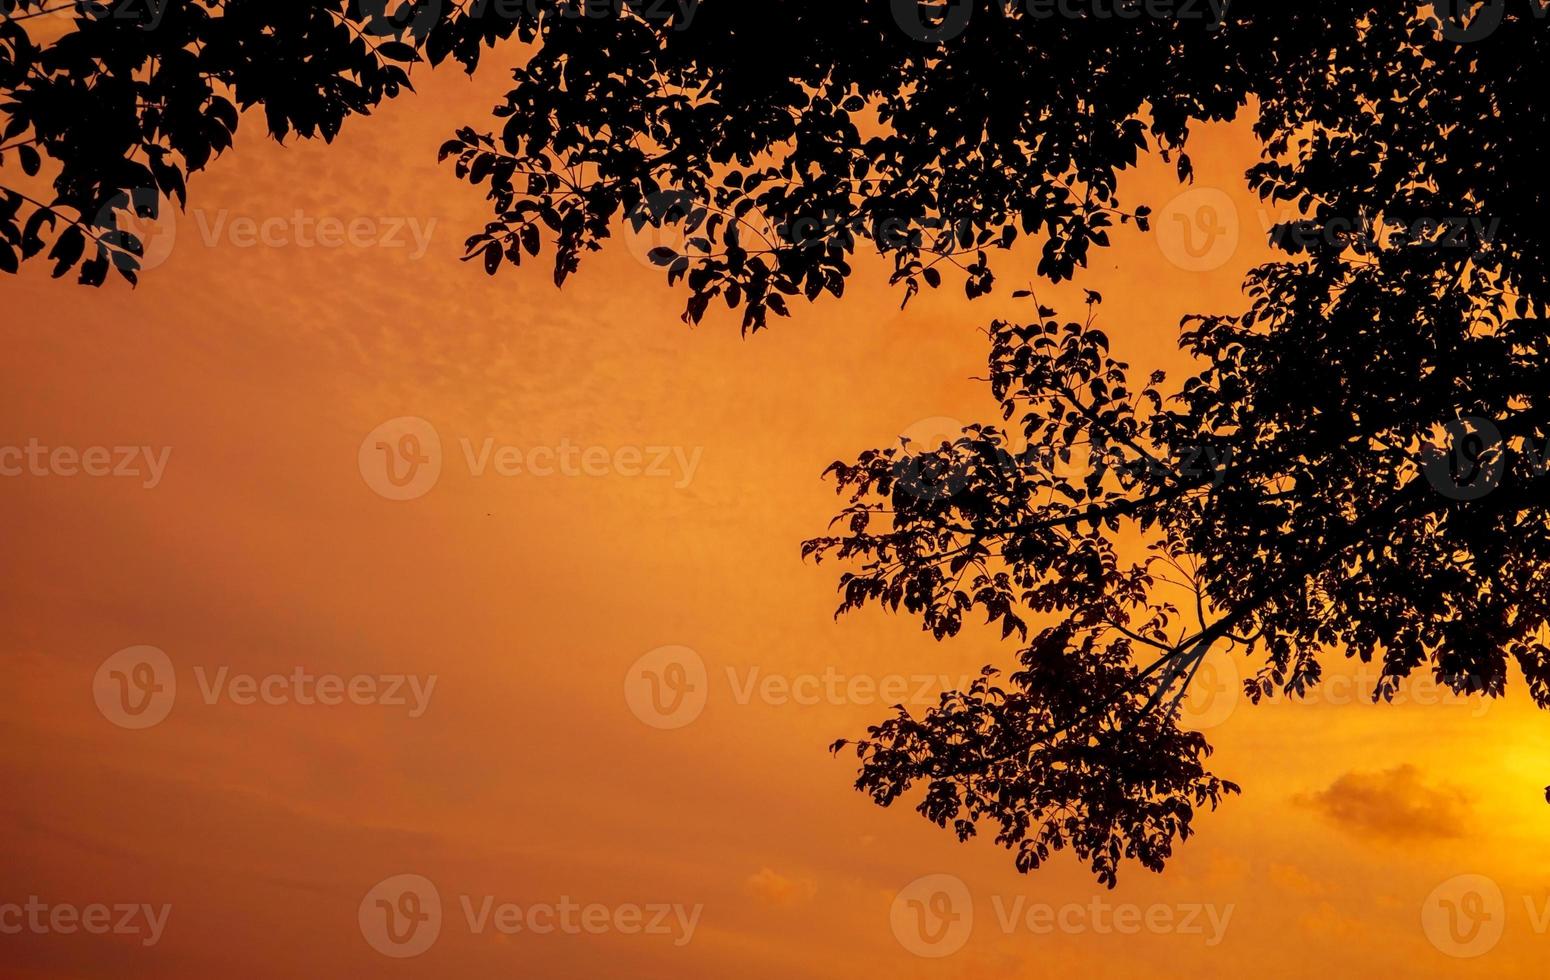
2 42 1549 979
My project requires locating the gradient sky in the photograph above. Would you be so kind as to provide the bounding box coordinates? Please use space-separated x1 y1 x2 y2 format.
2 38 1549 979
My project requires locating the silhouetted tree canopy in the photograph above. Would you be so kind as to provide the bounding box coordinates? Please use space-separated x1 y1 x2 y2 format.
5 0 1549 883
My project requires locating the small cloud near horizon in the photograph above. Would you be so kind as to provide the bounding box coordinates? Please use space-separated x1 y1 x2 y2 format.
1295 763 1470 841
744 867 819 907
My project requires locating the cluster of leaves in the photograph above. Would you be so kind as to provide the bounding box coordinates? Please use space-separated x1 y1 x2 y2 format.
3 0 1274 310
0 0 442 279
806 306 1243 884
440 0 1261 328
804 3 1550 881
0 0 621 281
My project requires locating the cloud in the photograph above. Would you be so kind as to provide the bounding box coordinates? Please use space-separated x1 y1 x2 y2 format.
1268 862 1325 897
1296 764 1470 841
744 867 818 907
1299 900 1366 939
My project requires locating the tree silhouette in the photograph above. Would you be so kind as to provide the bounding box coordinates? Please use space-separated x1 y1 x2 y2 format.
5 1 1548 883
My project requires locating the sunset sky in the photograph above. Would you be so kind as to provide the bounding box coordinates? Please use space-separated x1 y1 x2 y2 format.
3 35 1549 978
